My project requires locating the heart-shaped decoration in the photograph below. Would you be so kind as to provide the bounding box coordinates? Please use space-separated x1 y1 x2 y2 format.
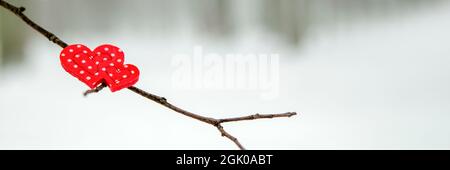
59 44 140 92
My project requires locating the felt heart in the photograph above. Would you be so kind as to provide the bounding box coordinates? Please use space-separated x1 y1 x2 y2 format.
98 62 140 92
92 44 140 92
59 44 103 89
59 44 139 92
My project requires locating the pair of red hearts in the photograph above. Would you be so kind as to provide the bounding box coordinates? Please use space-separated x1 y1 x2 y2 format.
59 44 139 92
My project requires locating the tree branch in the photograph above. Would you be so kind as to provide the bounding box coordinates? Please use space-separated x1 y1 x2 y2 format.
0 0 298 150
128 86 297 150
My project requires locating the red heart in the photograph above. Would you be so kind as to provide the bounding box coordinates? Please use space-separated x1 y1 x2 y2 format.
59 44 103 89
99 62 140 92
59 44 140 92
92 44 140 92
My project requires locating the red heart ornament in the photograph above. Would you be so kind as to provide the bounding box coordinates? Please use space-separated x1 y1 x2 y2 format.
99 62 140 92
92 44 140 92
60 44 103 89
59 44 140 92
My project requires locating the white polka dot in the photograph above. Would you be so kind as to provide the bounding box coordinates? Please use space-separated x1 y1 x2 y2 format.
86 76 91 80
77 45 81 48
80 70 85 74
61 53 65 57
109 63 114 67
97 52 101 55
69 49 73 52
124 65 128 68
95 72 99 76
101 67 106 71
95 61 100 65
117 59 122 62
109 73 113 77
88 66 92 69
122 75 127 78
104 47 109 51
67 59 72 62
131 70 135 74
115 80 120 84
111 53 115 57
118 49 122 52
83 50 87 54
81 60 86 63
73 65 78 68
103 58 108 61
75 54 80 58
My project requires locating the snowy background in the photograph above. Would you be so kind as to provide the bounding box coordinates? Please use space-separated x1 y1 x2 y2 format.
1 0 450 149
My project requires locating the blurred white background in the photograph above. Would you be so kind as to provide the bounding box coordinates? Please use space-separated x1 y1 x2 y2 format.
1 0 450 149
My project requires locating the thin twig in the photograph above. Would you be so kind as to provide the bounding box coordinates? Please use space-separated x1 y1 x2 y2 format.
83 83 107 96
219 112 297 123
216 124 245 150
0 0 298 150
128 86 218 125
0 0 67 48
